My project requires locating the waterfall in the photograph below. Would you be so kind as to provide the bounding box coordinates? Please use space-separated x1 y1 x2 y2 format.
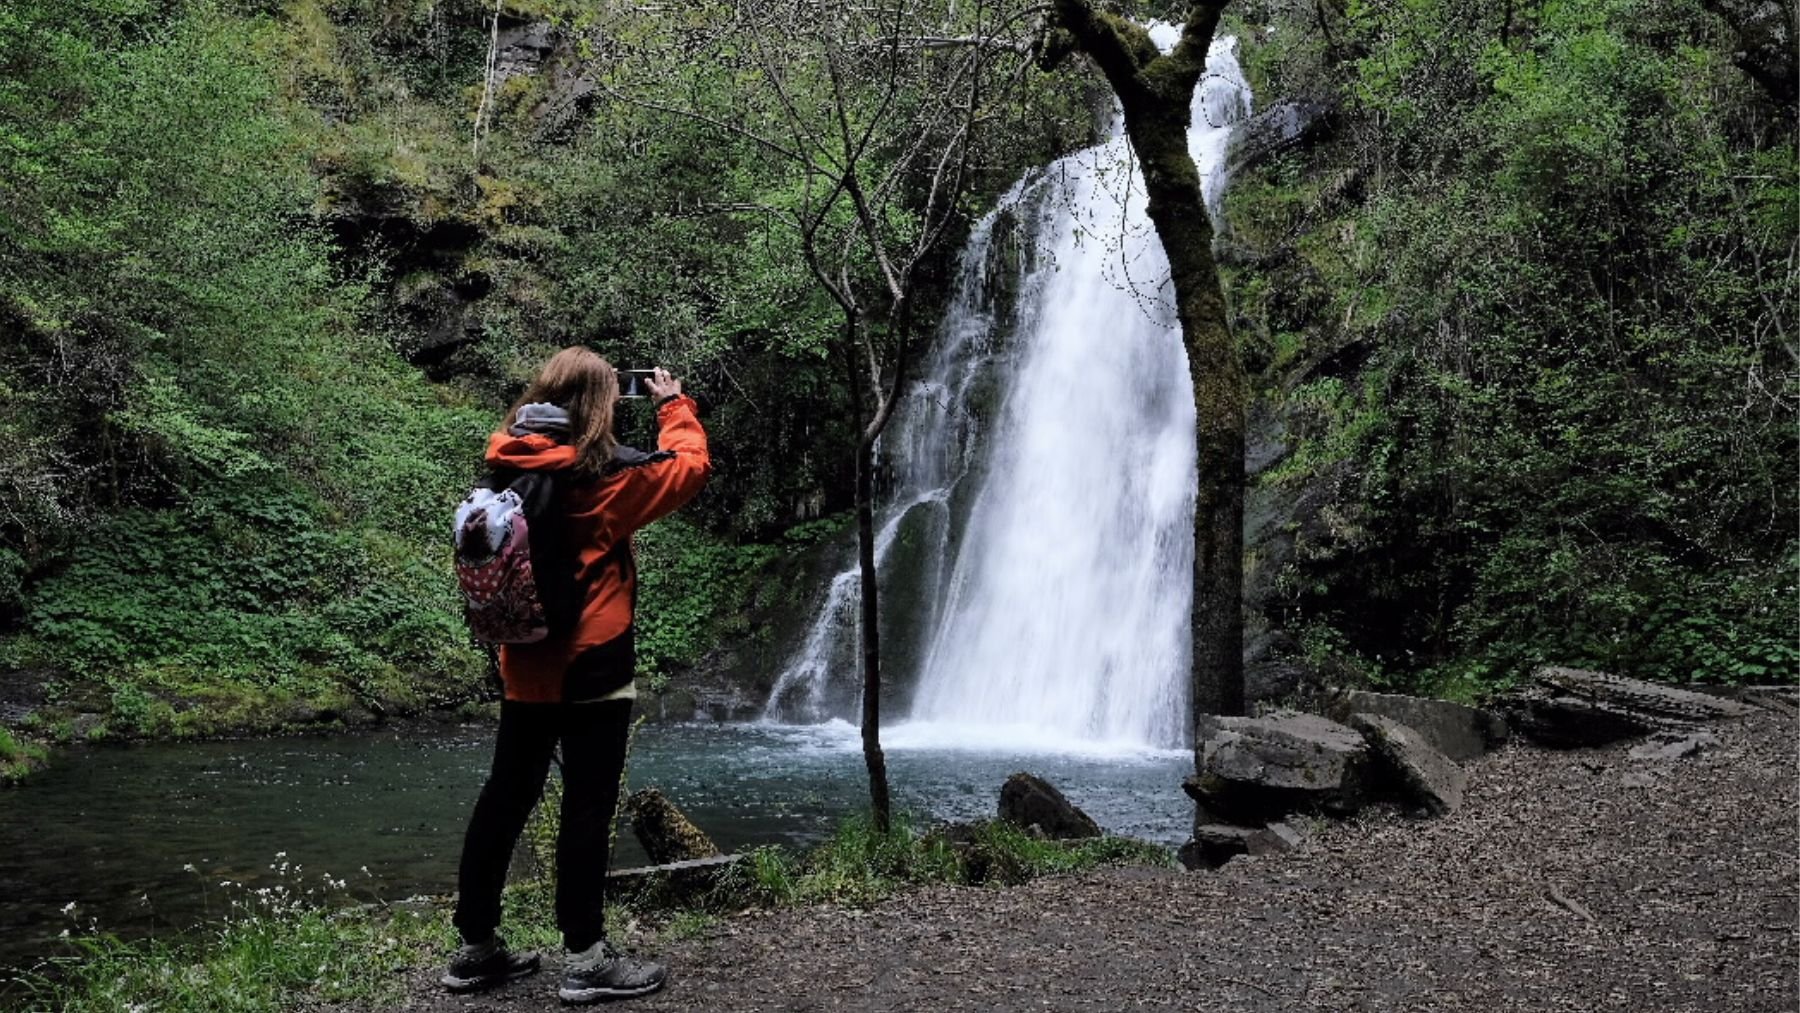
758 194 1022 724
764 34 1252 754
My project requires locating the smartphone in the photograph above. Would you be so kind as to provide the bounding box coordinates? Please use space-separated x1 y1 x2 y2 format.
618 369 656 399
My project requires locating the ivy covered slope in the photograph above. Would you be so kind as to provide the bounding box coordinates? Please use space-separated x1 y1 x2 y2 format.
1224 0 1796 698
0 0 1088 753
0 0 497 743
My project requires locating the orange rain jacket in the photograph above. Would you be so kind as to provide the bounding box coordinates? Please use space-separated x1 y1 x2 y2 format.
481 395 711 703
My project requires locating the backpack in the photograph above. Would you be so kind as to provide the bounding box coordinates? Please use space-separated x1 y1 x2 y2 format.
453 470 580 644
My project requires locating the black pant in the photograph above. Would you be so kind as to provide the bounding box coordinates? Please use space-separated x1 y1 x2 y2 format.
453 698 633 951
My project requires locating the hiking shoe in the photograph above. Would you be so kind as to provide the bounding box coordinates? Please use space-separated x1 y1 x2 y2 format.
440 934 541 993
559 940 667 1003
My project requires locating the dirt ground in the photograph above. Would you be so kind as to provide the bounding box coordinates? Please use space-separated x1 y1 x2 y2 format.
368 707 1797 1012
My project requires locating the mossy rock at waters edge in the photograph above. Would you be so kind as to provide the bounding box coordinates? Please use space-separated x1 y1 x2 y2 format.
997 773 1102 840
624 787 722 865
0 726 48 782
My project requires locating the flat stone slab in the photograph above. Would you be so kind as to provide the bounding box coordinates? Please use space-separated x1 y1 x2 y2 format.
607 853 744 883
1188 712 1371 822
1327 689 1508 761
1503 667 1757 748
1349 713 1467 815
1534 667 1755 722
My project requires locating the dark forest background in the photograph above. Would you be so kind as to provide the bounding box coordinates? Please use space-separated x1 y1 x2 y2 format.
0 0 1790 764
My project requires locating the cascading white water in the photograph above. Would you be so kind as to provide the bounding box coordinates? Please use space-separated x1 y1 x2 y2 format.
759 193 1022 723
764 33 1252 753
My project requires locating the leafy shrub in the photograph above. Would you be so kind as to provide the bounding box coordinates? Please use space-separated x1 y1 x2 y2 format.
1229 0 1796 693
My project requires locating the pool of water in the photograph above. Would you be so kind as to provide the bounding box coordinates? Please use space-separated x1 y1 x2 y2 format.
0 719 1191 961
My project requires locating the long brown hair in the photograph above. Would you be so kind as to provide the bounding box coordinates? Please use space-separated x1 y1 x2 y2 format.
503 347 619 477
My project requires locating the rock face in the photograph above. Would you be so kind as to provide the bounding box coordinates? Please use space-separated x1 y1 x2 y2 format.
1327 689 1509 762
1186 712 1371 823
1502 666 1756 747
623 788 721 864
1348 713 1468 815
1226 100 1334 176
490 18 599 138
997 773 1101 840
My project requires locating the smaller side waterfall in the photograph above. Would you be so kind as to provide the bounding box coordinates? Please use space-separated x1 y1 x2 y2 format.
764 34 1252 755
759 192 1029 723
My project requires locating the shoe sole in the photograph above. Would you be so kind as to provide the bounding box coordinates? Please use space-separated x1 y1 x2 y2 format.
440 961 541 994
558 979 666 1004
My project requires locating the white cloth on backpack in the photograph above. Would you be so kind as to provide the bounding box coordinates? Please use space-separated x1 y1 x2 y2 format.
453 488 522 562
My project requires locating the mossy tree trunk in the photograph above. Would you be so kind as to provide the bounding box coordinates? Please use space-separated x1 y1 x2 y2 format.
1040 1 1246 727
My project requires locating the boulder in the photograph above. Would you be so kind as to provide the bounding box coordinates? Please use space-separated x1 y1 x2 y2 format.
622 788 721 864
1327 689 1507 762
1348 713 1468 816
997 773 1101 840
1501 666 1756 748
1178 821 1304 871
1185 712 1371 823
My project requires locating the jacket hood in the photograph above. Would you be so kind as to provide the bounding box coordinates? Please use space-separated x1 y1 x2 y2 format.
486 401 579 471
512 402 570 437
485 430 580 471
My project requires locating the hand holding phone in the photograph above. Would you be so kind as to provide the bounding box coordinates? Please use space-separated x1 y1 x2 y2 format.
642 367 680 401
618 367 681 401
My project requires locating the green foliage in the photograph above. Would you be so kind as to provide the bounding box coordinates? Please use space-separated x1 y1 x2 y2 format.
1229 0 1796 693
0 0 1086 744
15 477 488 733
633 519 781 686
0 0 493 730
17 871 448 1012
726 815 1173 908
659 909 720 941
749 814 963 907
956 820 1177 886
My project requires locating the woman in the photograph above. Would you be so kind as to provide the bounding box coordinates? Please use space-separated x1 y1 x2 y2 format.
441 348 710 1003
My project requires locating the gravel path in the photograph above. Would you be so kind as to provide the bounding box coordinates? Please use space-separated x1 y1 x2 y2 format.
375 708 1796 1012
